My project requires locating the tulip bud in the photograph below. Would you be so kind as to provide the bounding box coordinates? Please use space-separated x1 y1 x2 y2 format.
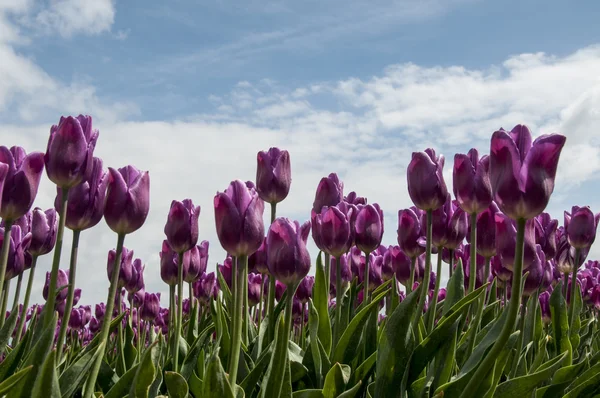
407 148 448 211
107 247 134 289
312 173 344 213
354 204 384 254
329 255 352 296
141 292 161 321
534 213 558 259
125 258 145 294
471 202 499 258
104 166 150 235
344 191 367 205
193 272 218 304
159 241 182 286
95 303 106 320
385 245 411 285
43 269 69 302
491 256 511 282
1 226 31 280
431 195 467 249
523 246 545 296
0 146 44 221
164 199 200 253
311 202 355 257
565 206 600 249
296 276 314 304
184 241 209 283
248 238 269 274
453 148 492 215
266 218 311 286
256 148 292 204
495 213 537 271
218 256 233 288
397 207 426 259
29 208 58 256
489 125 566 220
539 291 551 324
248 273 263 307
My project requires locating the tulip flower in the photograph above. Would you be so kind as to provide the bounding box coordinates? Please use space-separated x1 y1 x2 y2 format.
312 173 344 213
311 202 355 258
126 259 145 294
523 246 545 296
407 149 448 212
431 195 468 249
495 213 537 271
248 273 263 306
385 245 411 286
266 218 311 286
397 207 426 259
28 208 58 256
539 291 551 324
193 272 218 305
472 202 499 258
141 293 161 321
329 255 352 296
1 226 30 282
256 148 292 204
43 269 69 304
453 148 492 215
164 199 200 254
565 206 599 250
104 166 150 235
344 191 367 205
218 256 233 289
248 238 269 275
95 303 106 321
0 146 44 221
296 275 314 304
534 213 558 259
107 247 134 289
160 241 181 286
354 204 384 254
214 180 264 257
184 241 209 283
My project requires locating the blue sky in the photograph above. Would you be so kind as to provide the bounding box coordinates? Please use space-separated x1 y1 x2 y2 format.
2 0 600 305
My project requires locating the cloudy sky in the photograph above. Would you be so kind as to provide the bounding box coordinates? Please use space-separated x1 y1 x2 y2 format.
2 0 600 307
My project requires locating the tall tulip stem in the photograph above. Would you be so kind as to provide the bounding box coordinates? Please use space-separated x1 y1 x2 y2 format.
57 229 81 364
468 212 477 294
568 248 581 330
414 210 433 330
408 257 416 294
15 255 37 342
229 254 247 385
267 203 277 342
0 220 13 325
428 248 443 332
461 218 526 397
172 252 185 372
84 232 126 398
335 256 343 346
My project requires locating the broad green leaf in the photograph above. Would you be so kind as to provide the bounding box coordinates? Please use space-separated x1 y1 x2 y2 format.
0 366 32 396
322 363 350 398
314 252 332 354
308 299 323 387
31 350 60 398
181 325 214 381
0 328 32 382
240 345 272 396
189 371 203 398
59 341 105 398
187 299 200 344
338 381 363 398
129 341 159 398
281 360 293 398
217 266 233 306
349 351 376 390
165 372 189 398
431 321 458 392
569 283 583 351
563 360 600 397
123 324 138 371
483 331 521 398
536 354 589 398
442 258 464 316
292 390 324 398
203 350 235 398
71 312 126 363
104 364 139 398
0 307 19 357
550 282 572 365
260 315 289 398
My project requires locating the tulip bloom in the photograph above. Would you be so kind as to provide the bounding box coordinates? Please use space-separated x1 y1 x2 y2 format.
539 291 551 324
385 245 411 285
312 173 344 213
256 148 292 204
266 218 311 286
344 191 367 205
141 293 161 321
0 226 31 281
218 256 233 288
214 180 265 257
472 202 499 258
160 241 182 286
431 195 468 249
354 204 384 254
104 166 150 235
0 146 44 221
565 206 599 249
45 115 99 188
248 238 269 275
407 149 448 211
523 246 545 296
248 273 263 306
311 202 355 258
164 199 200 254
126 259 145 294
43 269 69 303
296 275 314 304
495 213 537 271
184 241 209 283
453 148 492 215
534 212 558 259
107 247 134 289
28 208 58 256
329 255 352 295
397 207 426 258
193 272 218 304
489 125 566 220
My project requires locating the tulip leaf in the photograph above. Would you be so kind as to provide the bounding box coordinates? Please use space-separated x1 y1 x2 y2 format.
181 324 214 381
569 283 582 351
260 314 289 398
149 365 163 398
482 331 521 398
322 363 350 398
0 306 19 357
562 360 600 397
186 299 200 344
188 371 203 398
104 364 139 398
493 352 567 397
240 344 272 396
442 257 465 316
338 381 363 398
217 267 233 307
536 354 589 398
307 299 323 387
123 324 138 372
203 350 235 398
550 282 572 365
292 390 324 398
59 341 105 398
374 287 420 398
350 351 376 391
129 341 159 398
31 350 60 398
431 321 458 392
0 366 32 396
0 327 32 382
332 288 389 365
165 372 189 398
314 252 332 355
71 312 126 363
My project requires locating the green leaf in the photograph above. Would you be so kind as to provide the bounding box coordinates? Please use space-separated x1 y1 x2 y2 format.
105 365 139 398
123 324 138 371
0 366 32 396
493 352 567 398
314 252 332 355
322 363 350 398
187 299 200 344
563 360 600 397
338 381 363 398
203 350 235 398
260 314 289 398
59 341 105 398
308 299 323 387
483 331 521 398
350 351 376 390
569 283 583 351
217 266 233 306
537 354 589 398
442 258 465 316
189 371 203 398
31 350 60 398
129 341 159 398
240 345 272 396
181 325 214 381
431 321 458 392
0 307 19 357
165 372 189 398
0 328 32 382
292 390 324 398
71 312 126 363
550 282 572 365
332 289 389 365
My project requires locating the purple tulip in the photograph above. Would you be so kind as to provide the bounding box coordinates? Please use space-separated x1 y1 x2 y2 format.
95 303 106 320
28 208 58 256
590 284 600 309
107 246 134 289
256 148 292 204
89 317 100 334
431 195 468 249
407 149 448 211
296 276 314 304
344 191 367 205
523 246 545 296
248 273 263 306
367 253 384 291
194 272 218 304
129 289 145 308
184 241 209 283
214 180 265 257
354 204 384 254
312 202 355 257
248 238 269 274
539 291 551 324
43 269 69 302
69 307 88 329
470 202 499 258
312 173 344 213
461 246 486 290
489 125 566 220
0 146 44 221
385 245 411 285
266 218 311 286
495 213 537 271
397 207 426 258
125 258 145 294
565 206 599 249
160 241 182 286
104 166 150 235
218 256 233 289
141 292 161 321
329 255 352 295
534 213 558 259
540 259 554 290
453 148 492 215
491 256 512 282
0 226 31 280
164 199 200 254
555 226 586 274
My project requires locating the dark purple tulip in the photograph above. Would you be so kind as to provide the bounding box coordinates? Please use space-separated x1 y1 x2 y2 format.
312 173 344 213
274 280 286 301
95 303 106 320
296 276 314 304
491 256 512 282
194 272 218 304
125 258 145 294
266 218 311 286
539 291 551 324
329 255 352 295
107 246 134 289
164 199 200 254
367 253 384 291
472 202 499 258
381 249 394 281
43 269 68 302
349 246 364 280
73 289 81 306
407 149 448 211
28 208 58 256
1 226 31 280
495 213 537 271
565 206 599 249
397 207 426 258
129 289 145 308
256 148 292 204
385 245 411 285
461 247 485 290
69 307 87 329
312 202 355 258
56 157 108 231
431 195 468 249
45 115 98 188
248 238 269 274
534 213 558 259
555 226 586 274
344 191 367 206
160 241 182 286
89 317 100 334
184 241 209 283
540 259 554 290
489 125 566 220
214 180 265 257
141 292 161 321
218 256 233 289
104 166 150 235
453 148 492 215
0 146 44 221
248 273 263 306
354 204 384 254
591 285 600 309
523 246 545 296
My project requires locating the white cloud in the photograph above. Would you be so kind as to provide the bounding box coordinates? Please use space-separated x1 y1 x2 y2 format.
34 0 115 37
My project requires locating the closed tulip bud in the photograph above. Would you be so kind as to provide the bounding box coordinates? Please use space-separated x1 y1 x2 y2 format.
344 191 367 206
129 289 145 308
453 148 492 215
489 125 566 220
89 317 101 334
28 208 58 256
1 226 31 280
540 260 554 290
312 173 344 213
218 256 233 288
407 148 448 211
73 288 81 306
125 258 145 294
184 241 209 283
141 293 161 321
461 247 485 290
43 269 69 302
329 255 352 295
296 275 314 304
591 285 600 310
214 180 265 257
565 206 600 249
45 115 99 188
104 166 150 235
354 204 384 254
0 146 44 221
248 238 269 274
495 213 537 271
491 255 512 282
385 245 411 285
248 273 263 307
256 148 292 204
367 253 384 291
397 207 426 258
470 202 499 258
534 213 558 259
539 291 551 323
69 307 87 329
95 303 106 320
523 246 545 296
193 272 218 304
432 195 468 249
555 226 586 273
164 199 200 253
312 202 356 258
267 218 311 286
107 247 134 289
159 241 182 286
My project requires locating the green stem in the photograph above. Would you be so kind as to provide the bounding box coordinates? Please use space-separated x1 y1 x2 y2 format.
324 253 331 300
428 248 443 332
568 248 581 330
267 203 277 342
116 288 126 373
413 210 432 330
84 233 126 398
15 255 37 343
468 212 477 294
334 256 343 347
0 220 13 327
0 281 10 326
363 252 371 305
407 257 416 294
300 304 305 350
229 254 247 385
563 273 569 297
257 273 264 332
44 188 69 328
510 295 528 378
167 284 175 360
243 263 249 345
174 252 184 372
449 249 454 278
461 218 526 397
466 256 491 359
56 229 81 364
